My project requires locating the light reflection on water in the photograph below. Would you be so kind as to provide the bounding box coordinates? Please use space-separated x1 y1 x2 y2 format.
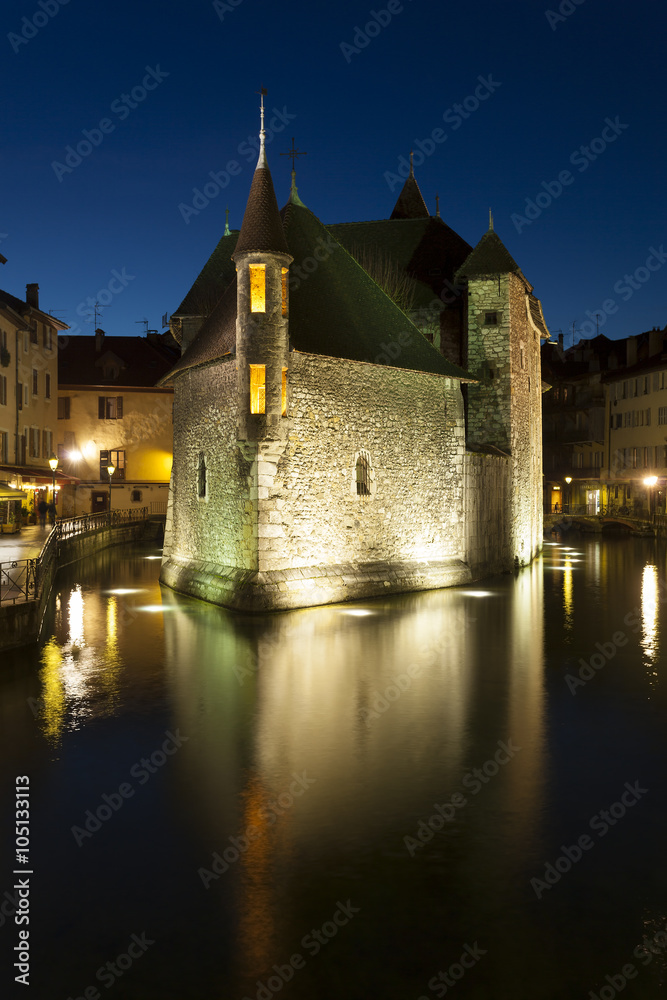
1 539 666 998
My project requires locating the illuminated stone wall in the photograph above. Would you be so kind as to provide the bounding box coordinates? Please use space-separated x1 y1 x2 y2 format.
464 452 512 575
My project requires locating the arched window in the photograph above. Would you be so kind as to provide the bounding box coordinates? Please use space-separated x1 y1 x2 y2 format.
355 452 371 496
197 452 207 499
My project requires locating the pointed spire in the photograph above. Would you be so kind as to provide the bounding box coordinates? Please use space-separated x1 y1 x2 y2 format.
390 154 430 220
224 207 230 236
289 169 306 207
435 193 440 218
233 91 290 258
256 87 267 170
489 208 494 231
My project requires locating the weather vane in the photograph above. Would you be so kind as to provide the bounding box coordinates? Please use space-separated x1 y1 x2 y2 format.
281 137 307 171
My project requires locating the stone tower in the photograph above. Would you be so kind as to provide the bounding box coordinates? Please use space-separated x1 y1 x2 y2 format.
457 214 547 566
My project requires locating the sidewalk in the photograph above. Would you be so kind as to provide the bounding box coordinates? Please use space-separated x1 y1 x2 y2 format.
0 524 53 563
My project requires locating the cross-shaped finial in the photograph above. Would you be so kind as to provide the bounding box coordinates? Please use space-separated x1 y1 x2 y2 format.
281 137 307 171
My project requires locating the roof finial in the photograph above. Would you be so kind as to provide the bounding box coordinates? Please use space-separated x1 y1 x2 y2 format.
435 193 440 218
256 86 267 169
489 208 494 231
409 150 414 178
224 206 230 236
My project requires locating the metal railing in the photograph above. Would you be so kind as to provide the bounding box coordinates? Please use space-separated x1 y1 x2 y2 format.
0 508 148 606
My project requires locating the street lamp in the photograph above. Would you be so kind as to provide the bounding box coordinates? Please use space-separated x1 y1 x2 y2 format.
107 463 115 520
49 454 58 500
644 476 658 519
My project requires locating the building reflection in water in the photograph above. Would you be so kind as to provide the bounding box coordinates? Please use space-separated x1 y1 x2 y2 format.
161 566 546 987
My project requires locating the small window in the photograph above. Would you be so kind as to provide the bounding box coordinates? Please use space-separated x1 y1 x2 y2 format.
30 327 38 345
98 396 123 419
197 452 207 499
355 452 371 496
58 397 71 419
484 311 498 326
45 373 51 399
131 489 143 502
249 265 266 313
282 268 288 317
0 374 6 406
100 449 126 480
32 369 38 395
249 365 265 414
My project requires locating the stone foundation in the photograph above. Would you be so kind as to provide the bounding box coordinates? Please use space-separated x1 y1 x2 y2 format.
161 554 472 612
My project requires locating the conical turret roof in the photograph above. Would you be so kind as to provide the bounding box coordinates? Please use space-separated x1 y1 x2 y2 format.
390 173 430 220
233 157 289 257
456 226 523 280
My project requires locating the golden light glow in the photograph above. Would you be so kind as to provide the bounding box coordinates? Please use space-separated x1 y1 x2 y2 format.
641 564 659 682
250 365 266 414
281 367 287 416
249 265 266 313
39 638 65 743
281 268 288 317
562 554 573 634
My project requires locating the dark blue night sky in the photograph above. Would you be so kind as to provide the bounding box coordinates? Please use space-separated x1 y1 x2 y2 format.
2 0 666 345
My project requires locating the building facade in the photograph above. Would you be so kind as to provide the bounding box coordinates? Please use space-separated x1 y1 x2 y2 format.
56 329 176 516
161 111 548 612
0 283 68 524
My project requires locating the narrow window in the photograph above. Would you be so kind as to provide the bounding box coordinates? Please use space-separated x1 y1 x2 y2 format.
356 452 371 496
0 374 6 406
484 311 498 326
249 365 265 414
197 452 207 498
282 268 288 317
58 396 71 419
249 265 266 313
131 489 142 502
32 369 38 395
281 367 287 416
45 373 51 399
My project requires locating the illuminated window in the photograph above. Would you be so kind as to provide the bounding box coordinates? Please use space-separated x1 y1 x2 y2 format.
282 268 288 317
282 367 287 416
249 365 265 414
249 265 266 312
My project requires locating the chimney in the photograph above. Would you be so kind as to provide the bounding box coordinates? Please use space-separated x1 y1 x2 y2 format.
558 333 564 349
25 283 39 308
626 335 637 367
649 327 663 358
95 328 105 353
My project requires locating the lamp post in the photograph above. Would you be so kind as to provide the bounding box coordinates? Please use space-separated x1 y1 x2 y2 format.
107 463 115 523
565 477 572 514
644 475 657 521
49 454 58 500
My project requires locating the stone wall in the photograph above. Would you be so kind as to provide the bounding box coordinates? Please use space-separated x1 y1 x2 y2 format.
464 451 512 577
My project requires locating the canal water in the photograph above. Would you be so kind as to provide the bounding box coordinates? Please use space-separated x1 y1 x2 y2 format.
1 537 666 999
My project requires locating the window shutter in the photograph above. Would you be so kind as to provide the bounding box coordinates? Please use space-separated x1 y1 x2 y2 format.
99 397 105 419
116 396 123 418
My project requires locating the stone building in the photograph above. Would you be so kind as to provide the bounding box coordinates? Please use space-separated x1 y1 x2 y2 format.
161 106 548 611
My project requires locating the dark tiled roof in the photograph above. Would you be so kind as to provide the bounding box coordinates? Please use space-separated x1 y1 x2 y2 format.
390 175 430 220
328 217 472 307
455 229 524 280
233 166 289 257
529 294 550 339
59 335 179 387
163 201 474 383
173 231 239 317
0 287 29 315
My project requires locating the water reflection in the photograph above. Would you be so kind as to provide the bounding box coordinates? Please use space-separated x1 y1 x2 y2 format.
641 563 659 688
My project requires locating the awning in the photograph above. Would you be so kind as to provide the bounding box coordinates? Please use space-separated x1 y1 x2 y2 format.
0 481 27 500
